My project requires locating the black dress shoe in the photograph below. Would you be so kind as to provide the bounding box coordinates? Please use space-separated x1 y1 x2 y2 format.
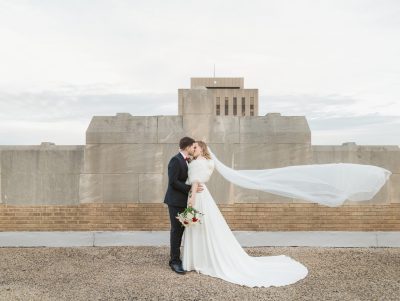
169 262 186 274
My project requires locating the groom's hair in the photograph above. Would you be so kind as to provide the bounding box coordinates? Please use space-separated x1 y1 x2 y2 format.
179 136 195 150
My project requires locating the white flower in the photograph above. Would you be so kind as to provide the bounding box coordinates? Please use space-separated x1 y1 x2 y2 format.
176 215 184 223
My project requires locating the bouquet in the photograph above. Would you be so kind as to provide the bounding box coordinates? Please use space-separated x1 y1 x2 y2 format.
176 206 204 227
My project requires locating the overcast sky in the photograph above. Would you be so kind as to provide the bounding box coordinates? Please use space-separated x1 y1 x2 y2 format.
0 0 399 145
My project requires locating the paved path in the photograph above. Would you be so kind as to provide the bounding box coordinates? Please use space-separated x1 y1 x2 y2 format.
1 231 399 247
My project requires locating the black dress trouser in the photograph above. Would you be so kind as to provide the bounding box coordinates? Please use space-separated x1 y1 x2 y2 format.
167 205 186 264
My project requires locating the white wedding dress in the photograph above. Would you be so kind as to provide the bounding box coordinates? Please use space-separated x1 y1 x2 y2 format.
182 154 391 287
182 158 308 287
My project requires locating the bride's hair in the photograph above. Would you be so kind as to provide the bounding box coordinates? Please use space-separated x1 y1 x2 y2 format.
196 141 212 160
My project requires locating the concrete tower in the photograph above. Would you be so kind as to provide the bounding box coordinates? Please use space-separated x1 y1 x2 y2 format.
178 77 259 116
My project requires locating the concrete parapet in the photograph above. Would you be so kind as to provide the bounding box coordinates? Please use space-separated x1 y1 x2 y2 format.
0 144 84 205
86 114 158 144
312 143 400 173
312 142 399 205
239 113 311 144
1 111 398 207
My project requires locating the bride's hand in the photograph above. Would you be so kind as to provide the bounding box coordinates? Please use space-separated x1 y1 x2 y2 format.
196 184 203 193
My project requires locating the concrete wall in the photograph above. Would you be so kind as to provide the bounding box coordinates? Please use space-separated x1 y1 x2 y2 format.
0 90 398 206
0 143 84 205
80 107 311 205
0 118 397 206
179 77 259 116
312 143 399 205
191 77 244 88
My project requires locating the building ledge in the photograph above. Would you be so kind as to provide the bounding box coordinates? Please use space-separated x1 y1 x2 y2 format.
0 231 399 248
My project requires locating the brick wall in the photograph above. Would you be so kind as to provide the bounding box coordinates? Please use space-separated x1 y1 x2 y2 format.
0 203 399 231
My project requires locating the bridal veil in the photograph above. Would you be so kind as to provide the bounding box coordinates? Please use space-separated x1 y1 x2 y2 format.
209 149 392 207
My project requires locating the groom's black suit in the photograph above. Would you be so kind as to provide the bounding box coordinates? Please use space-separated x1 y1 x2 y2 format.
164 153 191 265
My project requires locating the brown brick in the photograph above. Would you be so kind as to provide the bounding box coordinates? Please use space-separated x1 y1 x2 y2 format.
0 203 399 231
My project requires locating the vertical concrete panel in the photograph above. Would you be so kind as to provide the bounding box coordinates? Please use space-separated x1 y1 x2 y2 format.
86 115 158 144
79 174 103 203
390 174 400 203
181 89 214 115
1 146 83 205
103 174 139 203
139 174 164 203
157 116 185 144
83 144 164 174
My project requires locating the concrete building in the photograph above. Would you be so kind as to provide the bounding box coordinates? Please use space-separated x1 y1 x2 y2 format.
178 77 259 116
0 77 399 232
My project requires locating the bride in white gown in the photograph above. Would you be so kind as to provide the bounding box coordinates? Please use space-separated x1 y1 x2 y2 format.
182 141 392 287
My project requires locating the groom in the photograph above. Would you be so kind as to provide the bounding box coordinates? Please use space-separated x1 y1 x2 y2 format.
164 136 203 274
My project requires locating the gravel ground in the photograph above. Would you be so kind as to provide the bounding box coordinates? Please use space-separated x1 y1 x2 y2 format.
0 246 399 301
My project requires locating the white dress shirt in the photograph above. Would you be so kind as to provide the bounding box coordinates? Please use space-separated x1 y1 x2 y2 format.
179 151 188 166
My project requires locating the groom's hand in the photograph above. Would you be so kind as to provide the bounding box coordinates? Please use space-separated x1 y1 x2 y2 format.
196 184 204 193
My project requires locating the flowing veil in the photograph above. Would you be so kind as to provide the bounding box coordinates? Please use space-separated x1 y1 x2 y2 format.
208 149 392 207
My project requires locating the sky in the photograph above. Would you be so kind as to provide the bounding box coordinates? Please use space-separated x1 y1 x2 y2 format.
0 0 399 145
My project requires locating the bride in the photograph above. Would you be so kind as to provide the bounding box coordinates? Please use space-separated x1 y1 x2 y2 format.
182 141 391 287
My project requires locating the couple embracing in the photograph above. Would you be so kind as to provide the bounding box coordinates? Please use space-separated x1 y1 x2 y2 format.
163 137 309 288
162 136 390 287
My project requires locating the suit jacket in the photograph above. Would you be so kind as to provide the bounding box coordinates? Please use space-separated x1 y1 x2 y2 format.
164 153 192 207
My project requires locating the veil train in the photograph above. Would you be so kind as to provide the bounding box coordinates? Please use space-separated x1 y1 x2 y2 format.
208 149 392 207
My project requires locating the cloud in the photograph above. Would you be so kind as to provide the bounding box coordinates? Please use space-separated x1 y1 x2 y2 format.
0 87 177 145
0 119 87 145
261 93 400 145
261 93 400 118
0 1 399 145
309 113 400 145
309 114 400 130
1 0 400 96
0 88 398 146
260 94 360 118
0 88 177 122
